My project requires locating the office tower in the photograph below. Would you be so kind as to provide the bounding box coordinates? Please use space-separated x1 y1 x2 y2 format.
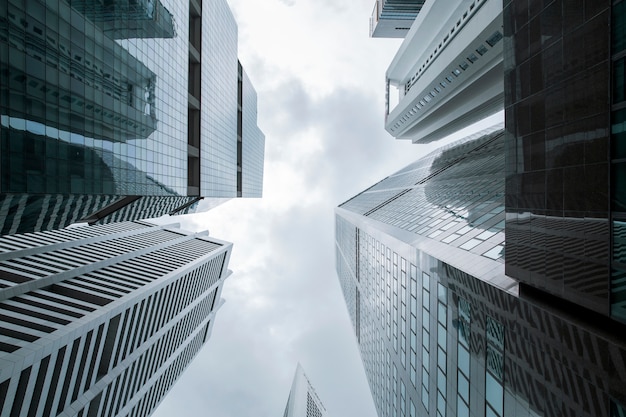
383 0 503 143
239 63 265 198
503 0 626 322
0 220 232 417
335 129 626 417
282 363 328 417
0 0 265 236
369 0 426 38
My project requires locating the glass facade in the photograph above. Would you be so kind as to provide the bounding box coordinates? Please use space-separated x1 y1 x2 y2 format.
0 0 264 235
241 68 265 197
336 130 626 417
503 0 613 315
613 0 626 321
340 126 506 263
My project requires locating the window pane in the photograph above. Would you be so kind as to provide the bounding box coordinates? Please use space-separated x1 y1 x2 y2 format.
486 372 503 413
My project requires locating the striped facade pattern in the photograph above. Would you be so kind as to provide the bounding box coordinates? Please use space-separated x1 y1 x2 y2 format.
0 221 232 417
0 194 201 237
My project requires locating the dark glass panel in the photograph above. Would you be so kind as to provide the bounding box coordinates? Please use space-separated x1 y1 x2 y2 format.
584 163 609 213
614 108 626 160
613 0 626 54
613 162 626 211
615 57 626 105
563 0 584 33
583 10 610 70
541 1 562 46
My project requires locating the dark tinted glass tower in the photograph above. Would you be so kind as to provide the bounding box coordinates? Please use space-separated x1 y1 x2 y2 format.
335 130 626 417
0 0 265 236
503 0 626 321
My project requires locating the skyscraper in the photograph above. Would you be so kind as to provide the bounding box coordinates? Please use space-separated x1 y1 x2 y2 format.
369 0 426 39
282 363 328 417
0 220 232 417
336 0 626 415
383 0 503 143
335 129 626 417
0 0 265 236
503 0 625 322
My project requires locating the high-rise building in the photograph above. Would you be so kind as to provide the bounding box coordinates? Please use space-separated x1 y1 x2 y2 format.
282 363 328 417
0 0 265 236
337 1 626 414
369 0 426 39
335 129 626 417
503 0 626 322
0 220 232 417
383 0 503 143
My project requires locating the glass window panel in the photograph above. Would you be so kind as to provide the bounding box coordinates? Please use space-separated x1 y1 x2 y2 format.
614 58 625 104
458 320 470 347
486 372 504 413
437 284 447 304
438 303 447 325
611 268 626 323
458 372 469 402
438 346 446 372
438 324 447 350
437 391 446 417
458 345 470 374
613 0 626 53
457 396 469 417
613 162 626 212
437 367 446 394
486 405 499 417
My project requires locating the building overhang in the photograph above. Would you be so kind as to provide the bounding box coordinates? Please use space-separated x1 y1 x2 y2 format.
385 0 503 143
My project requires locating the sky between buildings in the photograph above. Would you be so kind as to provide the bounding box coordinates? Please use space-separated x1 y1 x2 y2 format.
151 0 502 416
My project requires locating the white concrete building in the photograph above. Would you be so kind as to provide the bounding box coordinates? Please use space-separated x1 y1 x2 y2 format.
384 0 503 143
369 0 426 38
0 221 232 417
282 364 328 417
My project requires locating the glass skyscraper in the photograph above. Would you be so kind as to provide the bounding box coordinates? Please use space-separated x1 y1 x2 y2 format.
503 0 626 323
0 220 232 417
335 129 626 417
335 0 626 415
0 0 265 236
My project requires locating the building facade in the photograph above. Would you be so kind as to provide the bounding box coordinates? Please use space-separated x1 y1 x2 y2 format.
282 363 328 417
369 0 426 39
348 0 626 416
335 131 626 417
503 0 626 322
383 0 503 143
0 0 265 236
0 220 232 417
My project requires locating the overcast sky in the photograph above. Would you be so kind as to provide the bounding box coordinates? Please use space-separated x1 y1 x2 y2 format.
151 1 500 416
